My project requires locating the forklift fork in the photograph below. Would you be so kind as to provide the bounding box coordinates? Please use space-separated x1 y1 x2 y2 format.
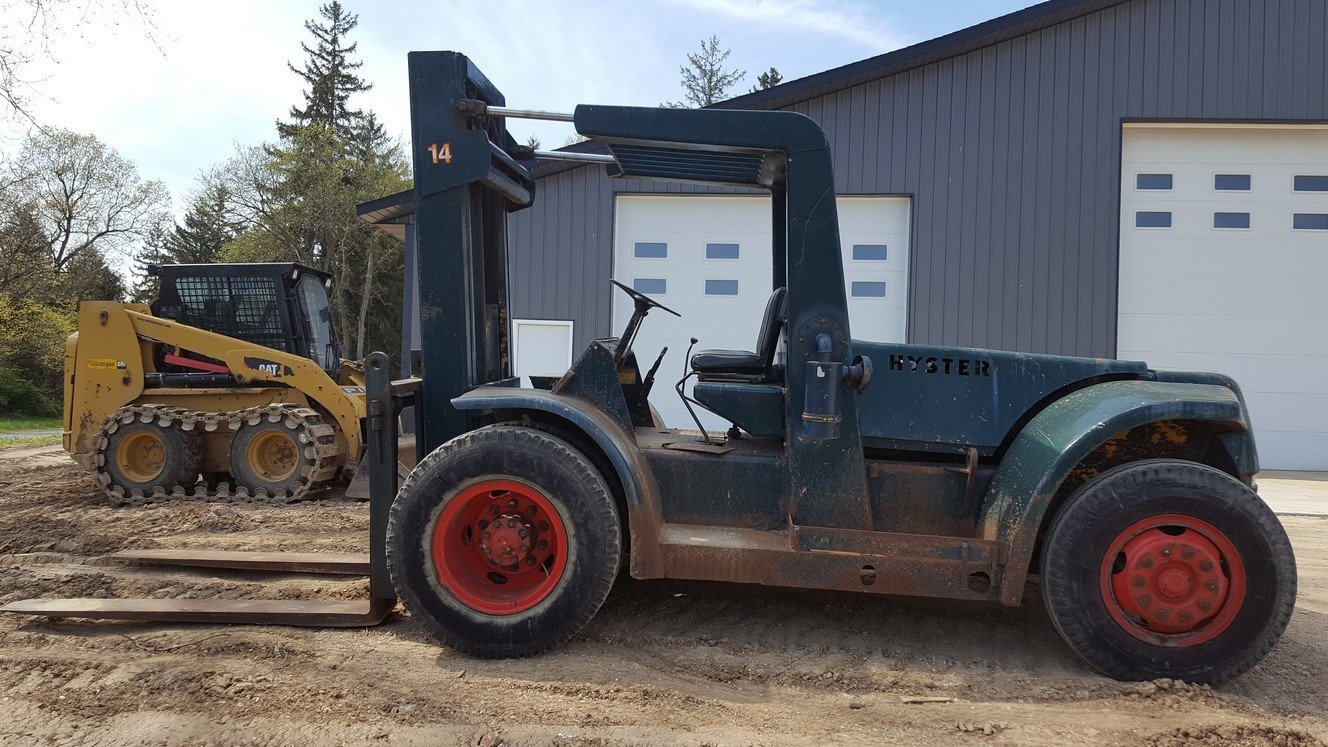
0 352 404 628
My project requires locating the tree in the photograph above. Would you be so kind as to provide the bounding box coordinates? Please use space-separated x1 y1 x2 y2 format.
2 129 169 272
219 5 410 361
278 1 370 142
664 36 746 108
2 0 158 123
525 134 541 150
750 67 783 92
129 182 243 301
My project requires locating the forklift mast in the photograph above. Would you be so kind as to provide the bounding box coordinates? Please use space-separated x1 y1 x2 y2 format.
407 52 536 456
406 52 869 527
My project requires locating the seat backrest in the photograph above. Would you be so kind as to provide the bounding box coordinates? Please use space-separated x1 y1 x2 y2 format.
756 287 787 365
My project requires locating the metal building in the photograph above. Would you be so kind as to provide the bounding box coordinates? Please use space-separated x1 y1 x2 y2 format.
377 0 1328 469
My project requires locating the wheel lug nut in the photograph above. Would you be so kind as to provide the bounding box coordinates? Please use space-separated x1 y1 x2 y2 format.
1181 546 1195 559
518 529 529 539
1131 576 1146 588
482 531 491 539
1206 581 1219 592
538 521 549 531
1160 546 1172 557
1199 559 1213 572
526 556 537 566
507 519 516 528
537 540 548 550
507 499 518 509
1139 594 1152 608
1197 599 1212 612
488 505 499 515
483 546 491 554
1139 556 1154 569
1179 610 1193 623
527 506 538 516
1156 608 1170 620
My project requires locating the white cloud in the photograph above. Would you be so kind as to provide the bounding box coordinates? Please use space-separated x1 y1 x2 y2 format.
663 0 909 50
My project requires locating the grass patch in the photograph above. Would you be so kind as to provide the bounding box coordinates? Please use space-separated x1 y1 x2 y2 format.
0 434 61 448
0 416 61 433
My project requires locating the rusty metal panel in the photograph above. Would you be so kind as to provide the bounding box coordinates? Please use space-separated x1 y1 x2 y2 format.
657 523 1002 602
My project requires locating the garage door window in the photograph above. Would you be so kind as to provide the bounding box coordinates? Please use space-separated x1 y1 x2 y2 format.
851 281 887 298
1215 174 1251 191
1135 211 1172 228
1213 212 1250 229
704 279 739 296
851 244 888 261
634 278 667 294
705 243 740 260
634 242 668 259
1136 173 1173 190
1293 214 1328 230
1293 175 1328 192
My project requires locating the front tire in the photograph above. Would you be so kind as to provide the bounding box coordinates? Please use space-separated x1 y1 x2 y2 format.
387 425 621 658
1040 459 1296 684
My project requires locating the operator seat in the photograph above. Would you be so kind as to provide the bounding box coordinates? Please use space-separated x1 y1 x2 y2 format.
690 287 786 381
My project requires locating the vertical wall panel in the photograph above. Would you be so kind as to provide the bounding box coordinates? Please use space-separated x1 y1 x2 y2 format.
508 0 1328 358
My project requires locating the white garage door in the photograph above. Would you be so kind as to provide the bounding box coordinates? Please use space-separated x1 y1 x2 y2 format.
1118 124 1328 471
613 194 910 428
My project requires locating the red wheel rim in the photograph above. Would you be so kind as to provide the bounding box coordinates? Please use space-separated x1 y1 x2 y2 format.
430 479 568 615
1099 514 1246 647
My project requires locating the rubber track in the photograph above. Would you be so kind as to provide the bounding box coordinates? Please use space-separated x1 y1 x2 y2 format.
92 404 340 505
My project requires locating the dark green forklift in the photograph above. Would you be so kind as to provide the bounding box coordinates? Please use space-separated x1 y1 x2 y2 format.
2 51 1295 685
388 52 1294 684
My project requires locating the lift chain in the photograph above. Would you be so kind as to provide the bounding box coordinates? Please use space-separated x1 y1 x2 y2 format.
92 403 341 505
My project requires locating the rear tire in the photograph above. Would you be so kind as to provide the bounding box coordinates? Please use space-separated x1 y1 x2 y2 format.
387 425 621 658
1040 459 1296 684
229 413 318 495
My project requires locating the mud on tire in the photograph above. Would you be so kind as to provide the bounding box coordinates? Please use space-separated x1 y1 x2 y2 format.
1040 459 1296 684
387 425 621 658
100 413 202 497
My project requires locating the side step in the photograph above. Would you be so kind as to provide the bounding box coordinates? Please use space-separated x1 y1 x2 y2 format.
110 549 370 575
0 597 393 627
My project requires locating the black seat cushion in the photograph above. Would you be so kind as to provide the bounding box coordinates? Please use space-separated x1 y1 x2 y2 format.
690 349 766 374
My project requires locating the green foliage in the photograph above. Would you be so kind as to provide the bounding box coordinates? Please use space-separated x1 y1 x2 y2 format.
216 5 410 362
750 67 783 92
0 294 74 398
0 416 61 433
131 182 243 302
0 368 58 418
664 36 746 108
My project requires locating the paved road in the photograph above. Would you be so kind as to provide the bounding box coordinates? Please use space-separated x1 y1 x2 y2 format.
0 428 61 439
1259 471 1328 516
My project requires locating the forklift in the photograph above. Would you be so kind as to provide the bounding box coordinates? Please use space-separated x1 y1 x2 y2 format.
2 51 1295 685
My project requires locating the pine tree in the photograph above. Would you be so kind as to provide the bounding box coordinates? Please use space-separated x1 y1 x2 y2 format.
750 67 783 93
277 1 371 141
167 184 242 265
664 36 746 108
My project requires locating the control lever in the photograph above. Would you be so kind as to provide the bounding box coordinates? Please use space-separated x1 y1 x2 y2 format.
642 346 668 396
675 338 714 445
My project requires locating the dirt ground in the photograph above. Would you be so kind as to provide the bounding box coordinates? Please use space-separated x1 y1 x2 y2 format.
0 444 1324 746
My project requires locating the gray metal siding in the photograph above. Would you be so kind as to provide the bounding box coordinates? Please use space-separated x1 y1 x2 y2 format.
508 0 1328 357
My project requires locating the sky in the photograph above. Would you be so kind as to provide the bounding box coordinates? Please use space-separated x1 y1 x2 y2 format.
1 0 1040 213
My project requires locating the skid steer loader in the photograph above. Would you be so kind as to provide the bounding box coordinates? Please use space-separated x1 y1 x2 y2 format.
2 51 1297 685
64 262 367 503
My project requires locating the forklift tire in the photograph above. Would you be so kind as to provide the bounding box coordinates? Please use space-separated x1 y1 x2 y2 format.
388 425 621 658
1040 459 1296 684
102 420 202 495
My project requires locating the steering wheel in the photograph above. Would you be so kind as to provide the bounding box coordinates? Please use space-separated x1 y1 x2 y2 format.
612 280 681 317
